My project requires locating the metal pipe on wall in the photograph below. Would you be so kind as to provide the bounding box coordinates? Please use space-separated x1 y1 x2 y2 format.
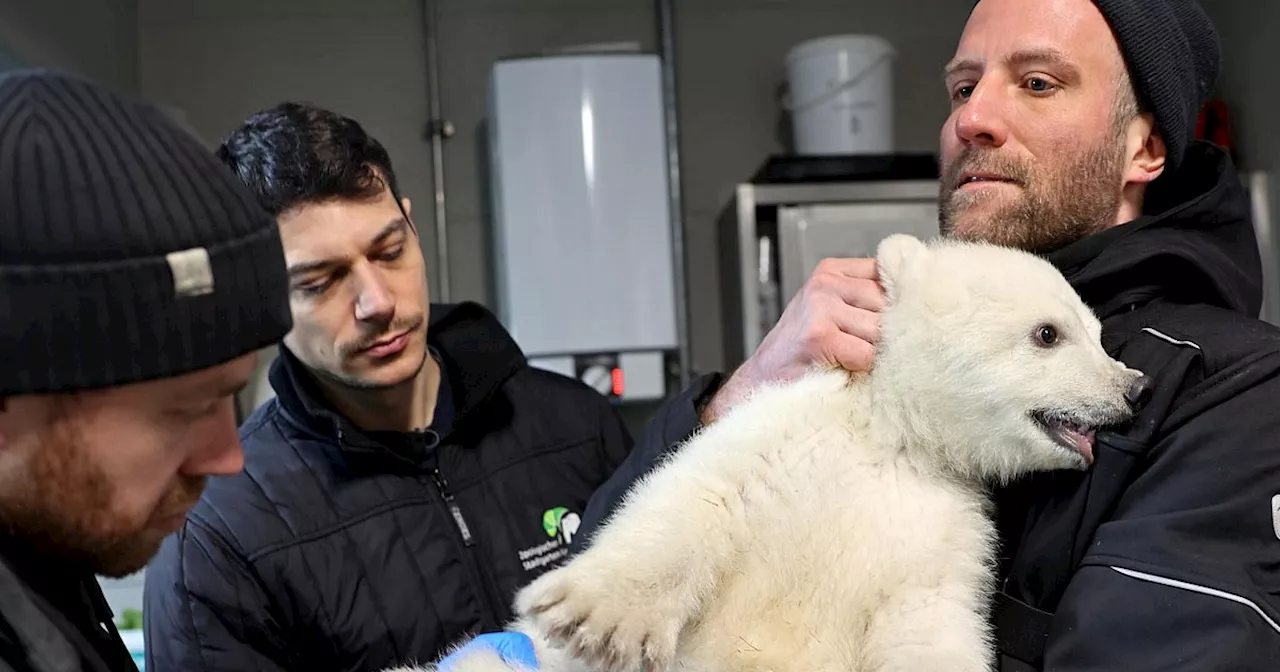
421 0 453 302
656 0 693 387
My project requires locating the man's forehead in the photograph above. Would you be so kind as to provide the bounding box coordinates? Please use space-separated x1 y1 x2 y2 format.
78 355 255 409
279 197 400 242
165 356 256 399
279 206 410 273
954 0 1118 68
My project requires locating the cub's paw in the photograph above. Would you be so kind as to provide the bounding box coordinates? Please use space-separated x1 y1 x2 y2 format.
515 562 684 672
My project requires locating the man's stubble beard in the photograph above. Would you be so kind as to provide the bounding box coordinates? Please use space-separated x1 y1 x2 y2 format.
314 312 429 392
0 406 206 577
938 130 1129 254
314 350 428 392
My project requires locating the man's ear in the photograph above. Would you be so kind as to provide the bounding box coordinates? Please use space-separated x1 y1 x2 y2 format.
1123 112 1166 187
875 234 927 304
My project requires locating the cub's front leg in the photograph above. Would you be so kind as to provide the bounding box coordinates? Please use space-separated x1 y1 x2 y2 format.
861 570 995 672
515 381 809 672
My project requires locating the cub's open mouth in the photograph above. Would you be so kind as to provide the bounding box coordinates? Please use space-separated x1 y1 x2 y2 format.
1031 411 1097 465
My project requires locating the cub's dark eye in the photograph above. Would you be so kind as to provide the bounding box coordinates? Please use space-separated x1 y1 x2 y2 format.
1034 324 1059 347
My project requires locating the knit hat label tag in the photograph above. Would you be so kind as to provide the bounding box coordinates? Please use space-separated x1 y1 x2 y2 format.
166 247 215 298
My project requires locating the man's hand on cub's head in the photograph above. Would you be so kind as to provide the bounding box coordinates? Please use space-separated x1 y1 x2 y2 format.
701 257 884 425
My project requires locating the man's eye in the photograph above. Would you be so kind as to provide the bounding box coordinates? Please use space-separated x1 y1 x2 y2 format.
294 278 333 295
1025 76 1057 94
376 246 404 262
167 402 220 422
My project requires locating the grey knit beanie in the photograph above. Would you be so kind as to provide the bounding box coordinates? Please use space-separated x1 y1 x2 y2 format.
0 69 292 396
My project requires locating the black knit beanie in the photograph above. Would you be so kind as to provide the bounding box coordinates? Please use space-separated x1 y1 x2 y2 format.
0 69 293 396
1091 0 1220 172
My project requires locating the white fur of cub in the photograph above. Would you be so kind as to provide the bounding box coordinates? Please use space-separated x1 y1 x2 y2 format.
394 234 1145 672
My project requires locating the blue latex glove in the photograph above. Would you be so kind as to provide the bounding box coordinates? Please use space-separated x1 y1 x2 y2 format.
438 632 540 670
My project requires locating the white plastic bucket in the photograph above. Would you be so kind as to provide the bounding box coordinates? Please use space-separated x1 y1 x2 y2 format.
783 35 895 156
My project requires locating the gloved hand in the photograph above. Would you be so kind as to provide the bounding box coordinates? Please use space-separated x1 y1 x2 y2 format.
438 632 540 671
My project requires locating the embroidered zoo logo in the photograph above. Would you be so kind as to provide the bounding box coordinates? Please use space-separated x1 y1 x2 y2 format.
542 505 582 545
516 506 581 572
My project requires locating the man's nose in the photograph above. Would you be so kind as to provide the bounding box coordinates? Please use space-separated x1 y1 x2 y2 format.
353 268 395 323
186 405 246 477
954 81 1011 149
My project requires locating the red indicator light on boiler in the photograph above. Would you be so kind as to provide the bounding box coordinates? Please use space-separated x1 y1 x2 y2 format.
611 367 624 397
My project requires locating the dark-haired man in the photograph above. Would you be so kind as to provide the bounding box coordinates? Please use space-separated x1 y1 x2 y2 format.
142 102 632 671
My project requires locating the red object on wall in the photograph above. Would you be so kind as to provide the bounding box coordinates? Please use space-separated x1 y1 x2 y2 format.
1195 99 1235 161
611 367 624 397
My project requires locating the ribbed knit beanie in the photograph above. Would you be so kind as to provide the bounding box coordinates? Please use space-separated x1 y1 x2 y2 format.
0 69 292 396
1091 0 1220 172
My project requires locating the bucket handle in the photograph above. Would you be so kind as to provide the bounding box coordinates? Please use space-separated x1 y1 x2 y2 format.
780 51 894 113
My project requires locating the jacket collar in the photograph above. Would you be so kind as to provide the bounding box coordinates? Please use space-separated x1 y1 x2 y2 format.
267 301 527 451
0 536 122 672
1042 141 1261 320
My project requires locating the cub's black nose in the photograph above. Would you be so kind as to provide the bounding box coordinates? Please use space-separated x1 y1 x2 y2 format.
1126 374 1154 411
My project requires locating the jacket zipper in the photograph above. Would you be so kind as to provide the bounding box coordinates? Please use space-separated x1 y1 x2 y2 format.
415 435 504 626
429 466 508 629
339 427 503 626
429 467 474 547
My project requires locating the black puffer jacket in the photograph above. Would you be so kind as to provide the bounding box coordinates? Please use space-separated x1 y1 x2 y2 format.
142 302 632 672
577 141 1280 670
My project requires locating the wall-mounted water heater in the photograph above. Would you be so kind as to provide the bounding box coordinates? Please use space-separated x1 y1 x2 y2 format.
487 51 679 402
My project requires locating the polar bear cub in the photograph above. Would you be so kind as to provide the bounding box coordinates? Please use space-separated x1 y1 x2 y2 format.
397 234 1147 672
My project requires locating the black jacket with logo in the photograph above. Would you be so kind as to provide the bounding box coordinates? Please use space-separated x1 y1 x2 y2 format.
142 302 632 671
576 141 1280 670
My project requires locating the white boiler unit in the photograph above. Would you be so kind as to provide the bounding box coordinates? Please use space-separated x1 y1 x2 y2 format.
487 52 678 402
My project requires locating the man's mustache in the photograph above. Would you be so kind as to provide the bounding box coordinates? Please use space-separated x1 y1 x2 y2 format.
339 316 424 358
942 148 1032 188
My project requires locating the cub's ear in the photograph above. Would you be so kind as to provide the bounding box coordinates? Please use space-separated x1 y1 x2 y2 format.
875 234 928 304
